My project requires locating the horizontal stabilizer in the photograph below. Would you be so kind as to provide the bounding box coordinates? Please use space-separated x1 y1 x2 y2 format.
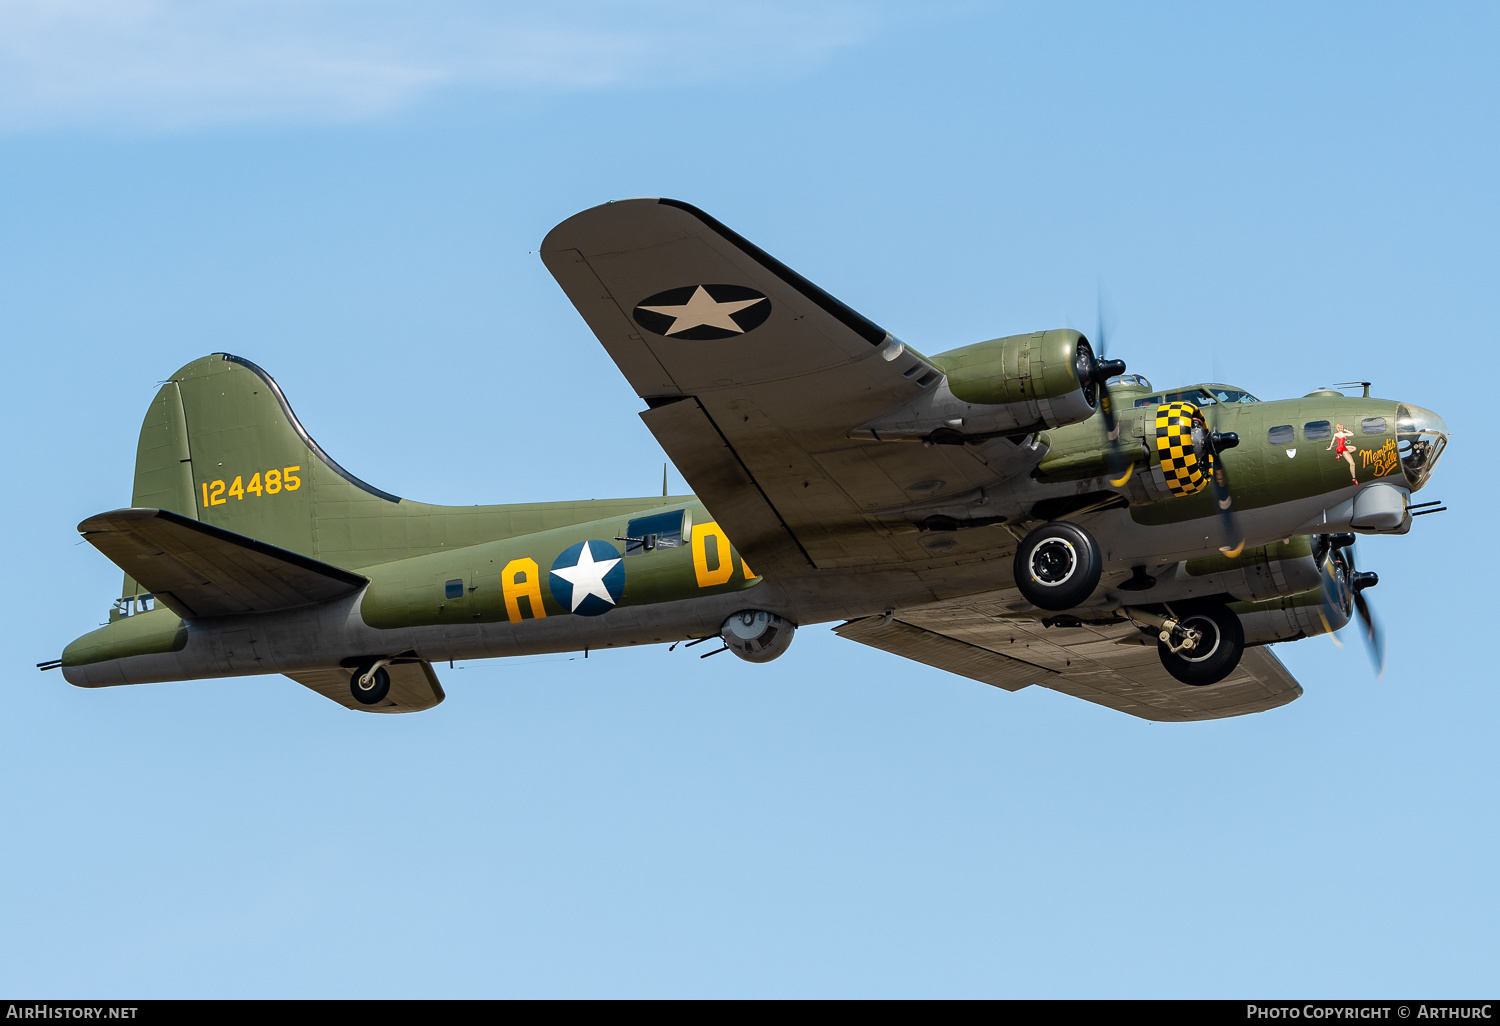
79 508 367 619
284 661 445 714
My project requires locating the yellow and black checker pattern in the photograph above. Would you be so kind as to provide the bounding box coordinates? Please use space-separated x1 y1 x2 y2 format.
1155 401 1211 496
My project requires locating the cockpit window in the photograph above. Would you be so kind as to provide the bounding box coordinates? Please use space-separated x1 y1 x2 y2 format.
1158 386 1260 407
1134 395 1164 408
623 509 690 555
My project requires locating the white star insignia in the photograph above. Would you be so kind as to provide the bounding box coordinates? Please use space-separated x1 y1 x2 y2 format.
551 543 622 612
637 286 766 336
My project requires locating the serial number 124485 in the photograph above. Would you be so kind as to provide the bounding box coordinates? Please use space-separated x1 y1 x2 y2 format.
200 466 301 506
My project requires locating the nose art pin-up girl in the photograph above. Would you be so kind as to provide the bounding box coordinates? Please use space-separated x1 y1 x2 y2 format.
1329 424 1358 486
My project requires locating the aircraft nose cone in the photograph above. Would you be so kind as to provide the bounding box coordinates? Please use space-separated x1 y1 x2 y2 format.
1395 403 1449 490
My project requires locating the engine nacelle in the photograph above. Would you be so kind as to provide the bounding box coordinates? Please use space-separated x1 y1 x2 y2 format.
939 329 1097 415
851 329 1100 442
1117 538 1325 608
1182 538 1324 603
1034 399 1224 505
1233 540 1355 645
719 610 796 663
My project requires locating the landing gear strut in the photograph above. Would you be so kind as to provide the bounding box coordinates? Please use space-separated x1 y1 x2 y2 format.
350 659 393 705
1145 603 1245 686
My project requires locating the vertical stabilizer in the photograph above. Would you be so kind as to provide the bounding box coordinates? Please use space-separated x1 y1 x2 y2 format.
110 352 681 600
121 354 403 590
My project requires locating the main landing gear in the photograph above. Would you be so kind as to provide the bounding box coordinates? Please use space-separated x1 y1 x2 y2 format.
1013 521 1245 686
1128 603 1245 686
1013 522 1103 611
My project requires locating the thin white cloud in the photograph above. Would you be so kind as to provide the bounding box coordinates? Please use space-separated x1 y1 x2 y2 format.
0 0 874 130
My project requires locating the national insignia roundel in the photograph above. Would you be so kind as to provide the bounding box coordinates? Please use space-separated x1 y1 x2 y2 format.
549 540 626 616
631 284 772 340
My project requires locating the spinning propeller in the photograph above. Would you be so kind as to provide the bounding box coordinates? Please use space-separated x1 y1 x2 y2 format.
1323 534 1386 677
1199 406 1244 557
1086 290 1241 554
1344 538 1385 677
1088 300 1132 488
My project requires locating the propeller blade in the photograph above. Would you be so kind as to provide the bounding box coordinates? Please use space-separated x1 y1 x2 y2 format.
1353 590 1385 678
1092 291 1134 486
1202 409 1243 556
1346 540 1384 677
1095 367 1134 484
1317 608 1345 648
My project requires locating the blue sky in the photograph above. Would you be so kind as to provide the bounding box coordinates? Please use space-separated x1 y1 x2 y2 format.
1 0 1495 997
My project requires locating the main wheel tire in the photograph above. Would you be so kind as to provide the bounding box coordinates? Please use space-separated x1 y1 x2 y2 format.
1157 603 1245 686
1013 522 1103 611
349 665 391 705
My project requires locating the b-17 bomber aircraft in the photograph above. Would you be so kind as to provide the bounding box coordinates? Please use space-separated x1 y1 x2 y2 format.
44 199 1451 721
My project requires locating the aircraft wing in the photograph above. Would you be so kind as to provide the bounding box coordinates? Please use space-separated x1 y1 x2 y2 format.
835 603 1302 722
79 508 367 619
284 660 446 714
541 198 1035 577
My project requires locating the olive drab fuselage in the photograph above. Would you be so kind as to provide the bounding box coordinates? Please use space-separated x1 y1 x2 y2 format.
61 357 1444 694
1035 382 1432 526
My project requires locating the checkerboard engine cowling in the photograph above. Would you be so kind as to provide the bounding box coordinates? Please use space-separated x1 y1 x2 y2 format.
1154 401 1211 496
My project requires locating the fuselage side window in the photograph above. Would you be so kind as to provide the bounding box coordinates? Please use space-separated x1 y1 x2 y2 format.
1269 425 1294 445
624 510 686 555
1304 421 1332 441
1361 417 1388 434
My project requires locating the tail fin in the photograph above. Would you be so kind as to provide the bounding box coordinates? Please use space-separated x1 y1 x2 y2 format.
116 353 680 609
123 354 401 598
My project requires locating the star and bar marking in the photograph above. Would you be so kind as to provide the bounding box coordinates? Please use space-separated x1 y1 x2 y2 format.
632 284 772 340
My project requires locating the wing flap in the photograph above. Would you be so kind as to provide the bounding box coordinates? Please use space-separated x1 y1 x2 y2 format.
80 508 366 619
834 616 1057 692
284 660 445 714
639 396 812 577
839 602 1303 722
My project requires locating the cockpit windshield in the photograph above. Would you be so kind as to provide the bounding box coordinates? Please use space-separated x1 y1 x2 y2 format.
1197 384 1260 405
1395 404 1448 491
1134 384 1260 408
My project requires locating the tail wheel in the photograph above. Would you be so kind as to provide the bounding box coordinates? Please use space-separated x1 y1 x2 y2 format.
1013 521 1103 611
349 665 391 705
1158 603 1245 686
